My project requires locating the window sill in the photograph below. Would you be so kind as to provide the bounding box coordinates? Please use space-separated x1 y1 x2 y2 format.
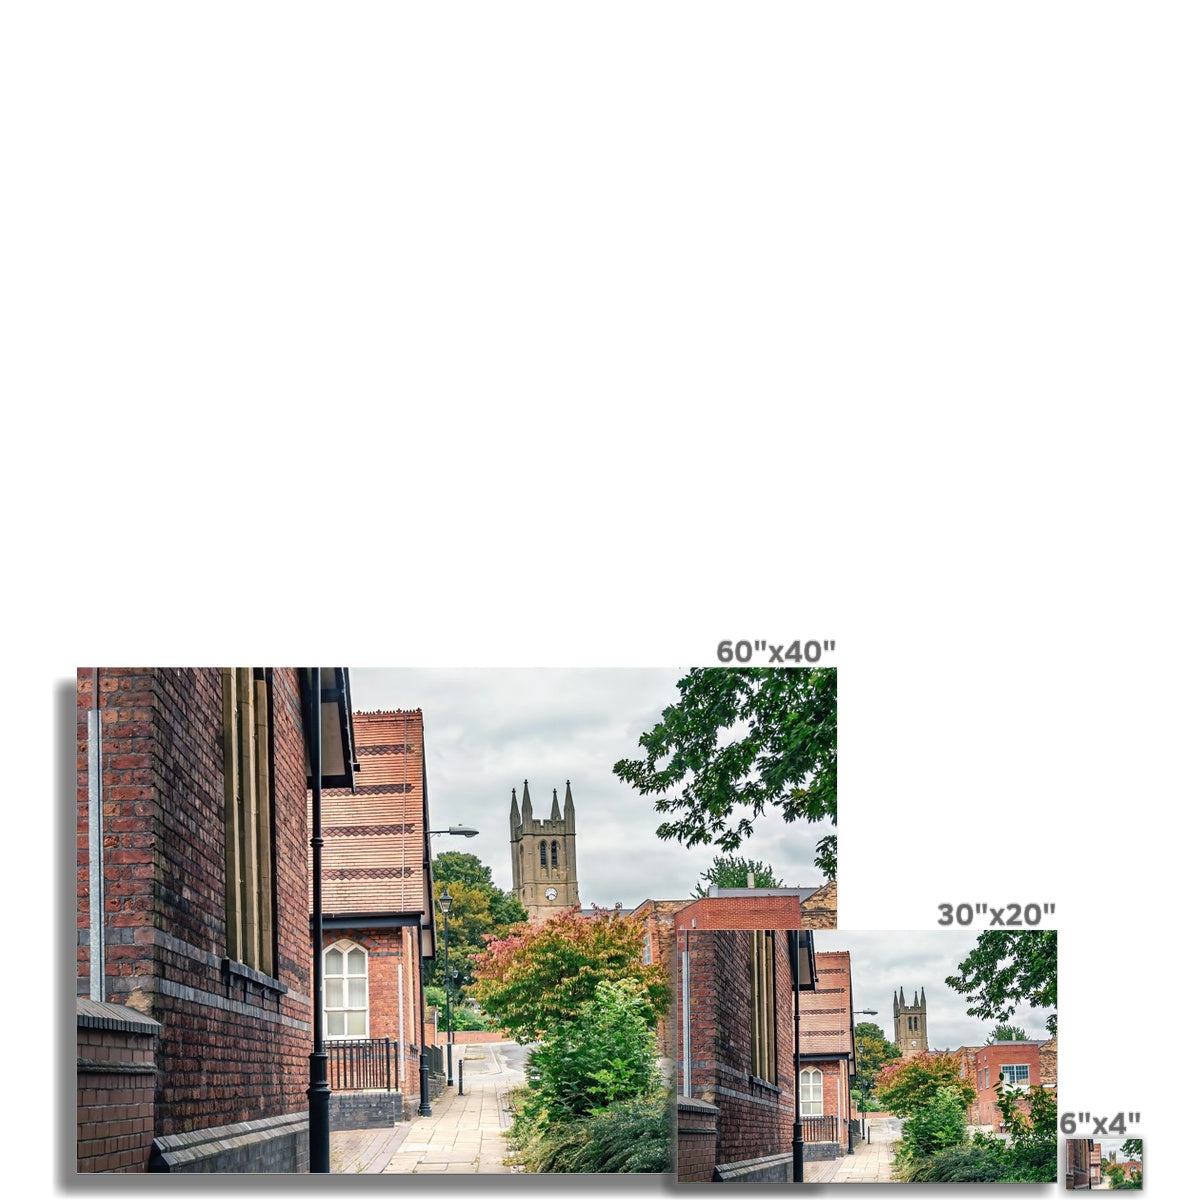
222 958 286 995
750 1075 782 1094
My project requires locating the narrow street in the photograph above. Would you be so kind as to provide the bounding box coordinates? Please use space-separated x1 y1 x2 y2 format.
380 1040 528 1174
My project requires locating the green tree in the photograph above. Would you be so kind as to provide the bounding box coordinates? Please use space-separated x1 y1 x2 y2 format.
987 1023 1028 1043
945 930 1057 1035
691 854 784 897
426 853 527 996
875 1052 975 1117
613 667 837 878
854 1021 902 1102
1121 1139 1142 1159
470 906 670 1043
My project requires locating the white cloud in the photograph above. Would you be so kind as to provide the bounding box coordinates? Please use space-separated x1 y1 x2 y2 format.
349 667 834 904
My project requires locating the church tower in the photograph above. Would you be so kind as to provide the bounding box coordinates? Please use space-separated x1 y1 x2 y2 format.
893 987 929 1057
510 780 580 919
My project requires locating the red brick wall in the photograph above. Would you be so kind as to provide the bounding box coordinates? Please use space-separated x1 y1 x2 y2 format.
321 924 425 1101
969 1043 1042 1129
680 929 797 1168
77 1024 157 1172
677 1098 718 1182
675 896 806 932
77 668 314 1156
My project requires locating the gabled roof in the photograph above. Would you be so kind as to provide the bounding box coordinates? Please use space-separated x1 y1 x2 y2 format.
309 709 429 916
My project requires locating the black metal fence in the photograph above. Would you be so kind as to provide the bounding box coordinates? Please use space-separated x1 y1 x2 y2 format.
327 1038 403 1092
799 1115 841 1144
426 1043 444 1080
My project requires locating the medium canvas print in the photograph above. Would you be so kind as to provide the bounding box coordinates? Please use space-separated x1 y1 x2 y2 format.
675 928 1057 1185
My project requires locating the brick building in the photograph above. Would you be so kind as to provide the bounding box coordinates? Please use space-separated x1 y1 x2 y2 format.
629 883 839 1063
676 931 856 1183
1064 1137 1094 1188
312 708 436 1126
76 667 355 1172
954 1040 1047 1131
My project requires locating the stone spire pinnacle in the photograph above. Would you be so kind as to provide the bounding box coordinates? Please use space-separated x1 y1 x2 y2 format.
510 786 520 831
563 779 575 832
521 779 533 823
550 787 561 821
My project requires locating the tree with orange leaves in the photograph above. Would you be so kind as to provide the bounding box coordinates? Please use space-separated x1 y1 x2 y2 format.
470 905 670 1044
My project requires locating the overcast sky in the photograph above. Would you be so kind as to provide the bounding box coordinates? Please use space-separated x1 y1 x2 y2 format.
812 930 1055 1051
348 667 834 906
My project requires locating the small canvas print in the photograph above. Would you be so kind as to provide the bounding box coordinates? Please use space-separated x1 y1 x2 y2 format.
1065 1138 1142 1189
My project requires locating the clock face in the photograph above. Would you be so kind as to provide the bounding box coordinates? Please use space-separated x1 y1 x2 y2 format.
910 1040 917 1047
545 887 558 900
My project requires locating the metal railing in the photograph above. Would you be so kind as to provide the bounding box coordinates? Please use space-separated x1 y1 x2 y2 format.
425 1043 444 1079
799 1115 840 1144
327 1038 403 1092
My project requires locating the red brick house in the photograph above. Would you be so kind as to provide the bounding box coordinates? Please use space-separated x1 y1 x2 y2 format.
312 709 437 1126
958 1040 1046 1131
76 667 355 1172
676 930 856 1183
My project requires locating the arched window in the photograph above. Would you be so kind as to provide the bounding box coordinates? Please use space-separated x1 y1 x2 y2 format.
539 841 547 871
551 841 559 869
324 939 368 1038
798 1067 823 1115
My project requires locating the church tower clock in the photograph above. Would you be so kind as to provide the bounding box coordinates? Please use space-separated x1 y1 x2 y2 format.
893 986 929 1057
510 780 579 919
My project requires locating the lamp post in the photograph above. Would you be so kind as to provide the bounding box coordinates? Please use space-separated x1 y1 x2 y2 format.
306 668 330 1173
787 930 819 1184
438 887 454 1089
848 1009 878 1155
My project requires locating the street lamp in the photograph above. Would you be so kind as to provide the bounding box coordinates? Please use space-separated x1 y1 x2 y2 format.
438 887 455 1090
787 930 819 1184
848 1009 878 1155
429 825 480 838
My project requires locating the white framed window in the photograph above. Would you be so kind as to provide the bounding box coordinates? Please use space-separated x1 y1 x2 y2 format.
798 1067 823 1115
324 939 368 1038
999 1063 1030 1089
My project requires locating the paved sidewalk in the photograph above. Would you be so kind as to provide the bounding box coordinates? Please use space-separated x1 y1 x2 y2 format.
827 1118 900 1182
382 1041 525 1174
330 1121 414 1174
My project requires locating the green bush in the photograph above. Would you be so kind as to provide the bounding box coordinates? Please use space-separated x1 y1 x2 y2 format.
894 1086 967 1164
509 1090 671 1173
899 1145 1006 1182
524 979 659 1121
